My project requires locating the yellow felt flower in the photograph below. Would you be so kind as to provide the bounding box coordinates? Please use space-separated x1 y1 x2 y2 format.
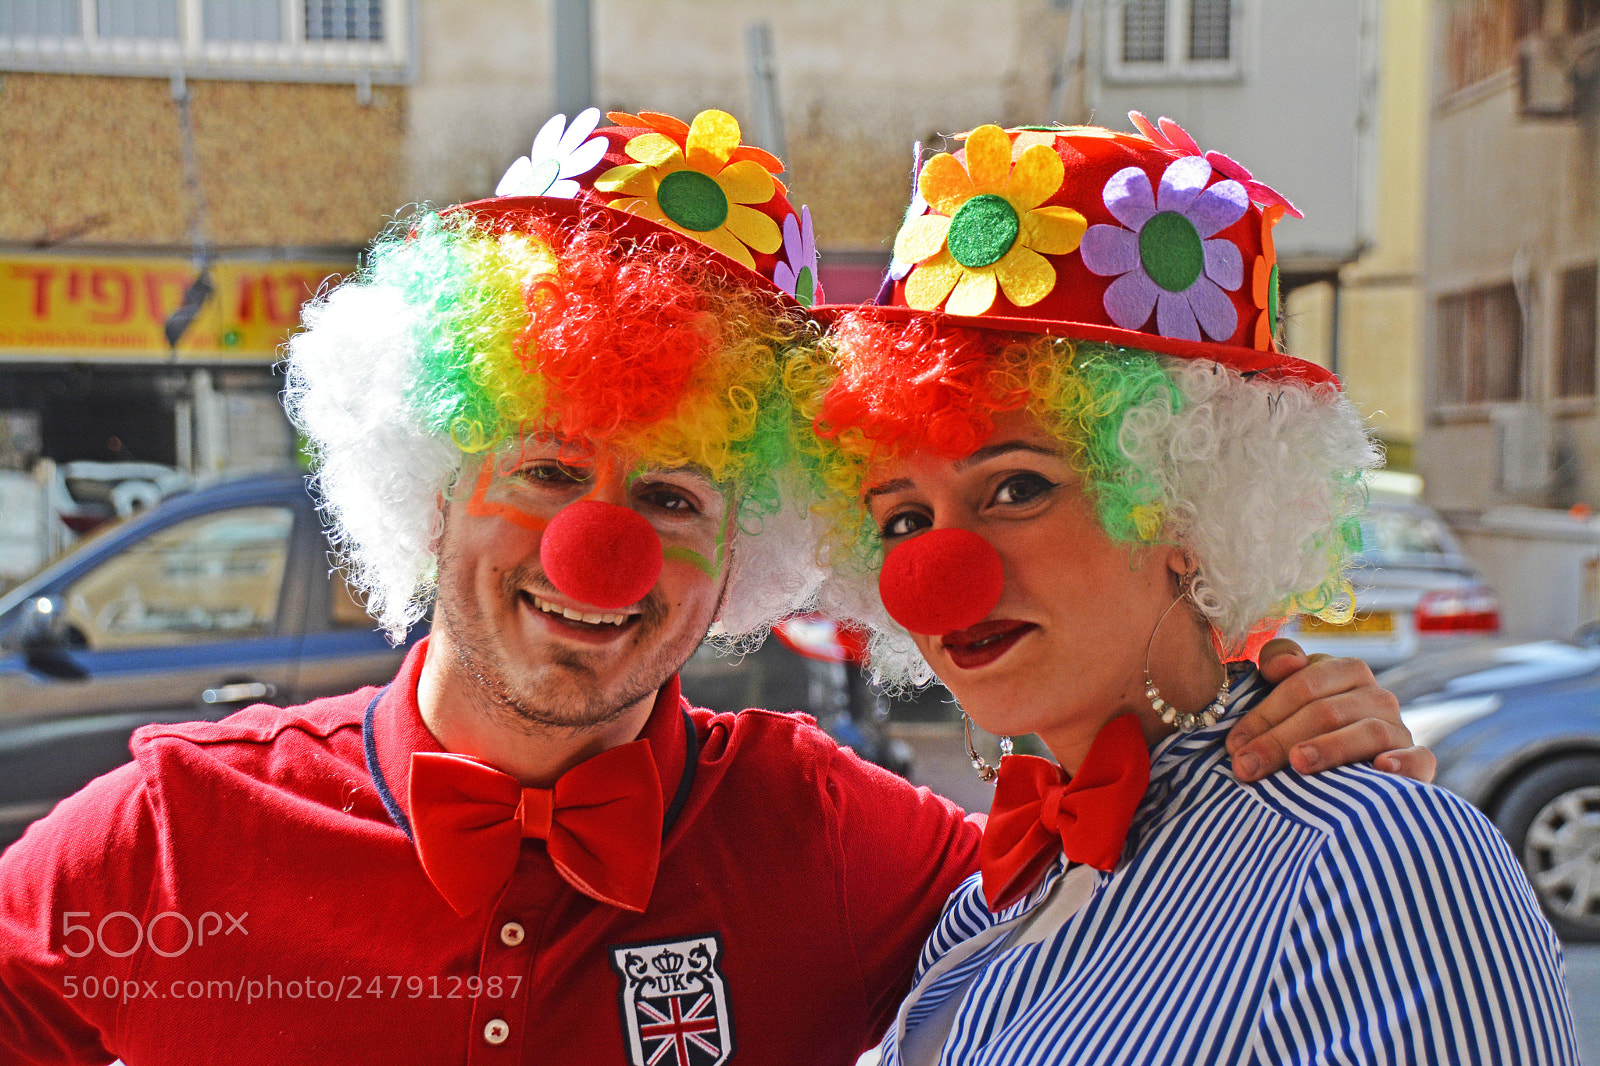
894 124 1087 316
595 110 782 270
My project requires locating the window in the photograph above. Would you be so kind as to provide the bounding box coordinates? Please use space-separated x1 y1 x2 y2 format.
1357 508 1458 566
1558 263 1597 398
0 0 409 80
202 0 280 43
328 563 375 629
304 0 382 42
1108 0 1239 81
100 0 177 38
61 506 293 650
1437 284 1524 406
1121 0 1167 62
1442 0 1547 94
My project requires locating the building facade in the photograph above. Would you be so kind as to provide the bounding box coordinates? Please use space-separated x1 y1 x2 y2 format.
1420 0 1600 512
0 0 414 479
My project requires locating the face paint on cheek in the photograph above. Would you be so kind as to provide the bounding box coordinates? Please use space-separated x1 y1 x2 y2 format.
662 518 726 578
663 544 719 578
465 464 551 534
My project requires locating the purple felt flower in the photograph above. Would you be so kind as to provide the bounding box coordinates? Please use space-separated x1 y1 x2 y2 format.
773 206 821 307
1128 111 1301 219
1078 155 1248 343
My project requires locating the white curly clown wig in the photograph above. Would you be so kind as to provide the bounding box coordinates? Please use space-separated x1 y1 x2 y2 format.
283 206 827 642
785 313 1381 689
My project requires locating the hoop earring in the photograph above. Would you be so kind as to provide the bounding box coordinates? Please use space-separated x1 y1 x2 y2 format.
1144 575 1229 733
964 712 1013 783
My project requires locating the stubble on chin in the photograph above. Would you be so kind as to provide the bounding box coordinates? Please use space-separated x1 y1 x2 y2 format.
441 559 691 735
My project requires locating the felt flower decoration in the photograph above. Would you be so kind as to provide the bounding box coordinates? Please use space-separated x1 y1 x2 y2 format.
887 143 930 284
1252 204 1285 350
893 124 1087 317
773 207 821 307
496 108 609 199
594 110 783 270
1127 111 1302 219
1078 155 1248 343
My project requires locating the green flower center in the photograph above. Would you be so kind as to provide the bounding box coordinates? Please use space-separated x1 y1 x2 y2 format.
794 266 815 308
657 170 730 232
1139 211 1204 292
947 194 1020 269
525 159 562 196
1267 262 1280 340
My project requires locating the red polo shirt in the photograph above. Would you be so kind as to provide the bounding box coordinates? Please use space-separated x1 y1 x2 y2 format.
0 639 980 1065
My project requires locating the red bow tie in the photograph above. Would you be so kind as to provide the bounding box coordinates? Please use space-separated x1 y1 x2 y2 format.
408 742 663 916
979 714 1151 912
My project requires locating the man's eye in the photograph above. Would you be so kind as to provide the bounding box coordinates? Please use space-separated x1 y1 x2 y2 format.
880 510 931 538
993 473 1055 506
640 487 699 514
520 462 587 485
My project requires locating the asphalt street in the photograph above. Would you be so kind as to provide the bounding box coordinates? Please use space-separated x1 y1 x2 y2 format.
893 721 1599 1059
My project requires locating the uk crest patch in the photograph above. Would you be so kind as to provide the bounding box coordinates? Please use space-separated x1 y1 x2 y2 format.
610 934 734 1066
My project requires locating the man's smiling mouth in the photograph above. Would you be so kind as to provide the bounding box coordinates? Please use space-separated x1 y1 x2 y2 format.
525 593 632 627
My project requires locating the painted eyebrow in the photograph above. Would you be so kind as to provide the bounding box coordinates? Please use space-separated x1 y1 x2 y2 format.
953 441 1063 471
862 441 1063 502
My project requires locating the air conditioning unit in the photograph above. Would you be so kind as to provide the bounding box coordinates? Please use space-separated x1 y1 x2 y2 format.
1518 34 1578 118
1492 404 1554 497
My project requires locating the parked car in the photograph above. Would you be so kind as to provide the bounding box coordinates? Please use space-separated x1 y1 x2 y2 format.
0 471 421 847
0 474 907 849
1280 477 1501 670
1383 639 1600 941
0 460 191 594
683 614 914 779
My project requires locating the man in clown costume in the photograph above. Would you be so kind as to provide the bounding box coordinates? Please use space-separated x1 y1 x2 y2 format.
0 108 1425 1065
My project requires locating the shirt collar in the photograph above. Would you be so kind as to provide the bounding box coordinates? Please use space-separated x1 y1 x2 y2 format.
990 665 1268 921
1129 662 1265 849
363 636 694 842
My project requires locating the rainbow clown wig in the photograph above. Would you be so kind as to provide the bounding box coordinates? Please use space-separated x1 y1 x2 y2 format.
790 116 1380 688
284 108 828 641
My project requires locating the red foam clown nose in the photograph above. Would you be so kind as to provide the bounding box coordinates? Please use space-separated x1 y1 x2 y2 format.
540 500 663 610
878 528 1005 636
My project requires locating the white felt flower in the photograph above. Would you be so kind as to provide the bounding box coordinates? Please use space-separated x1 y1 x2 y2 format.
496 107 609 199
887 142 930 282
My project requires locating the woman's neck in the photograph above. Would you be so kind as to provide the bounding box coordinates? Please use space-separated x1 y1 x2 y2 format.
1036 611 1225 774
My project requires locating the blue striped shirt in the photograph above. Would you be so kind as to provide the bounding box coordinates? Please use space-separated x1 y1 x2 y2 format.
880 668 1579 1064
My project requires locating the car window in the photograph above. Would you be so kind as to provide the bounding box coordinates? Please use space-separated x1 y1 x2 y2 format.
61 506 295 650
329 564 376 629
1357 506 1458 564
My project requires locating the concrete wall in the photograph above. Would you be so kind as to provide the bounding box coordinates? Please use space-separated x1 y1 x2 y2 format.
0 73 406 250
1082 0 1377 267
405 0 1071 252
1453 509 1600 640
1420 56 1600 512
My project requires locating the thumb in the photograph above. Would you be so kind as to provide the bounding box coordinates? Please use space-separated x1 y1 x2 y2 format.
1256 638 1310 684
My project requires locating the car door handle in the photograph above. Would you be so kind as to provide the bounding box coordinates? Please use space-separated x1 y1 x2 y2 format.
201 682 277 705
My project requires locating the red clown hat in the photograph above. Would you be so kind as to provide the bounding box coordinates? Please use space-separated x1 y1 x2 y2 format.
454 107 823 310
814 115 1334 388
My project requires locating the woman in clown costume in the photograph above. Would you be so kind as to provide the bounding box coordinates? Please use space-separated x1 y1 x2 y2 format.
788 116 1579 1064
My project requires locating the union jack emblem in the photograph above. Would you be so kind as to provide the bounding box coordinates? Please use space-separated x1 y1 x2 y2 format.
611 934 733 1066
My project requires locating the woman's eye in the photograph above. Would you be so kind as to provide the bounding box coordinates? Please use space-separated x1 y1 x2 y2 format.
880 510 931 538
993 472 1055 506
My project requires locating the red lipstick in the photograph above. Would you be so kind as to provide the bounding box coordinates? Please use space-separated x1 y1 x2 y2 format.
939 619 1036 670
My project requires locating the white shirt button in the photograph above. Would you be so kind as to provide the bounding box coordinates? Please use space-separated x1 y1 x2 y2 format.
499 921 525 947
484 1018 510 1045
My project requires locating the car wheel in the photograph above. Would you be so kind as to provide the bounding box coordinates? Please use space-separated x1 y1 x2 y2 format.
1494 756 1600 942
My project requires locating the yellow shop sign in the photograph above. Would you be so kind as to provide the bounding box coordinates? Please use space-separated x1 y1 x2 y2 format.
0 254 352 362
